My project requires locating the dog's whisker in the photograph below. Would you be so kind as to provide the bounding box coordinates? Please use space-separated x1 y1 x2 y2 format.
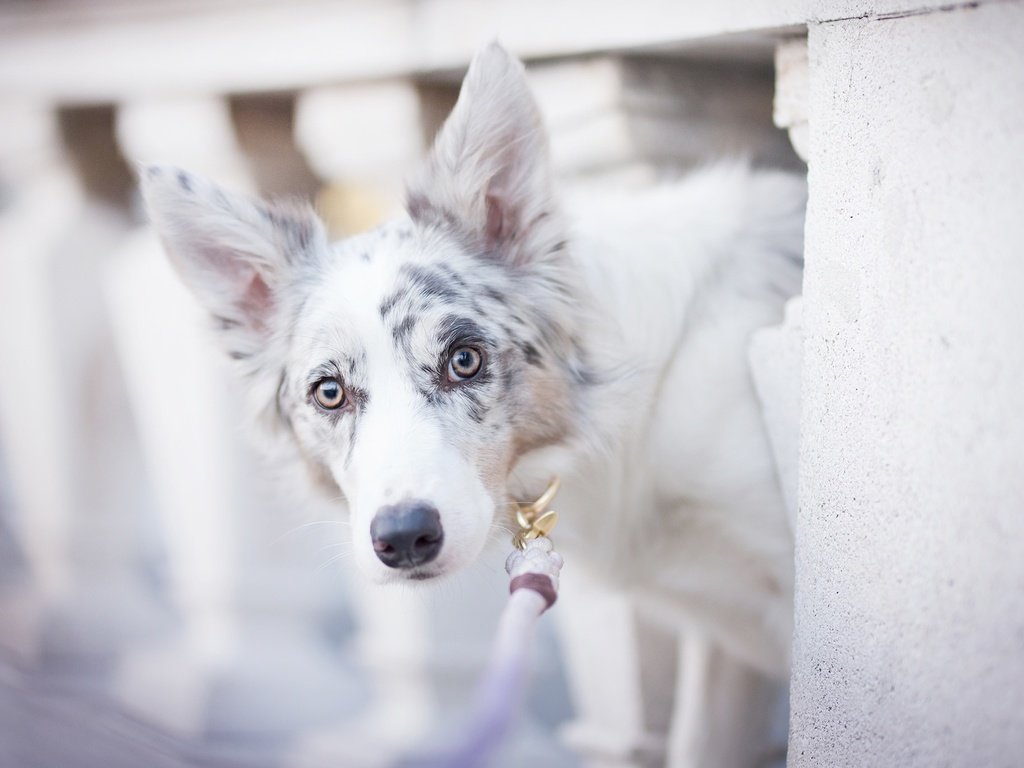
316 551 353 572
271 519 351 546
315 541 351 554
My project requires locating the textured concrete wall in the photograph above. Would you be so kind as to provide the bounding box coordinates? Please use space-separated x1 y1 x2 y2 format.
791 3 1024 766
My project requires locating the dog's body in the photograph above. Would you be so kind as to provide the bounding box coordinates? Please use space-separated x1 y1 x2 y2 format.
517 168 802 675
143 43 804 767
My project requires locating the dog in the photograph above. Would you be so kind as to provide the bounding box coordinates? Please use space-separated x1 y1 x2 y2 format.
142 42 805 767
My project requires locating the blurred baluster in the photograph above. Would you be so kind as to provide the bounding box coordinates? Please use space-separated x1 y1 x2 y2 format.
0 104 74 659
219 93 363 746
103 97 351 750
286 78 438 767
295 79 424 234
104 96 248 736
0 103 165 673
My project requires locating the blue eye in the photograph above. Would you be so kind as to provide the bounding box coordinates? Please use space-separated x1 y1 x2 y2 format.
313 378 346 409
447 347 483 381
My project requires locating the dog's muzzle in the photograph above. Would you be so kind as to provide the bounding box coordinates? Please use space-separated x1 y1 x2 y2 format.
370 500 444 569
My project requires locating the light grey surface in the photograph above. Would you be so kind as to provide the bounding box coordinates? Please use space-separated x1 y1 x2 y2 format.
791 3 1024 766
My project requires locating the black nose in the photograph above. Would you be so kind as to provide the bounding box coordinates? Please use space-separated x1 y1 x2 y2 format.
370 500 444 569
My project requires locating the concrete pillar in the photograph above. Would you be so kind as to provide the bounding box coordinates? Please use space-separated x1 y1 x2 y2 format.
790 4 1024 766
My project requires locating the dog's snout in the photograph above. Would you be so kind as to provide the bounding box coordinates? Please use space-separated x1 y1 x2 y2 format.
370 501 444 569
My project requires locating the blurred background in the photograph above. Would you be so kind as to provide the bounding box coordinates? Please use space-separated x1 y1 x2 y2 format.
0 2 806 766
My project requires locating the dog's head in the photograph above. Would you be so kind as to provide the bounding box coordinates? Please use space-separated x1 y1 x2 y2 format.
142 43 589 583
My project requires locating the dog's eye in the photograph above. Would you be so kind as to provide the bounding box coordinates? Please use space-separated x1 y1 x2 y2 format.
313 378 347 410
447 347 483 381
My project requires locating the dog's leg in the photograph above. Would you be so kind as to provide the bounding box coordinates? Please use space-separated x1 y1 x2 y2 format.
666 632 783 768
555 560 672 768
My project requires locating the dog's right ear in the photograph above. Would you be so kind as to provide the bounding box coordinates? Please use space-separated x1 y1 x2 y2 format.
140 165 327 360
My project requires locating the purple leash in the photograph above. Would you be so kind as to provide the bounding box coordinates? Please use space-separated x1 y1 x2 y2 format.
400 481 564 768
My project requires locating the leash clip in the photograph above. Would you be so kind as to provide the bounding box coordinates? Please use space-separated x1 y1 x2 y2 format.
511 476 560 549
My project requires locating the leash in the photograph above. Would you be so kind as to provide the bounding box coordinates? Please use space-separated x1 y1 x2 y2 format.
401 478 564 768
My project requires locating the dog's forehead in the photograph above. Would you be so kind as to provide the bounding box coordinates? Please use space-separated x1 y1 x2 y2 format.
289 221 468 362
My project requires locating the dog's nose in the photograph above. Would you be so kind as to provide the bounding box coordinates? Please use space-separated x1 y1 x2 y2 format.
370 500 444 569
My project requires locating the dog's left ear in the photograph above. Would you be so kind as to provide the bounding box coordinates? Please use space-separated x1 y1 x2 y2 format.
407 42 561 267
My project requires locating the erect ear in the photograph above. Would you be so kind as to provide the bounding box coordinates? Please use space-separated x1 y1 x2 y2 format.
406 42 562 267
140 165 327 360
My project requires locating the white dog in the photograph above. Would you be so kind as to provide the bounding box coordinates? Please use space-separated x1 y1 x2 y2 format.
142 42 804 767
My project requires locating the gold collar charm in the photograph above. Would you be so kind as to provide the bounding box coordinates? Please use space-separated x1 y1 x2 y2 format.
511 476 560 549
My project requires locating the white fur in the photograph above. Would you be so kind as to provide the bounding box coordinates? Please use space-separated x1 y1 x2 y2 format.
533 165 804 672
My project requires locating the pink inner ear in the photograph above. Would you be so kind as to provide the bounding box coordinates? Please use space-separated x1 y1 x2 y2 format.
484 192 508 246
238 271 273 331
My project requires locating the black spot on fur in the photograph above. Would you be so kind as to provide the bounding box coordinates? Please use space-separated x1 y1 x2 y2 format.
393 314 416 344
482 284 506 304
406 195 462 235
436 263 469 291
400 264 460 302
361 251 371 263
213 314 241 331
437 315 489 350
420 386 443 407
177 171 192 192
460 389 489 423
379 288 407 319
344 416 358 468
500 364 515 392
345 351 367 383
519 341 542 367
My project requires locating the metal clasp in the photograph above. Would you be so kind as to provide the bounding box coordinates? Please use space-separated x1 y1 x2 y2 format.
511 476 560 549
